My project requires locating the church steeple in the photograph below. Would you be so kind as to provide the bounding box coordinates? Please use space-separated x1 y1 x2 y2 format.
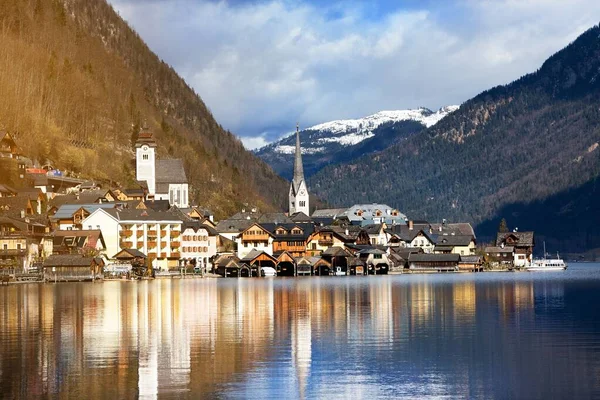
293 123 304 186
289 123 309 216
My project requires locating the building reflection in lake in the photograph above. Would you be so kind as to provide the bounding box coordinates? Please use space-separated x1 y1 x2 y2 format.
0 273 586 399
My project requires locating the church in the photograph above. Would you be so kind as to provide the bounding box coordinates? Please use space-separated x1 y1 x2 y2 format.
135 130 189 208
289 124 309 215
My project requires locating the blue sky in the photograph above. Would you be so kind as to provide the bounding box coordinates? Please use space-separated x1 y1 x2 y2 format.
109 0 600 149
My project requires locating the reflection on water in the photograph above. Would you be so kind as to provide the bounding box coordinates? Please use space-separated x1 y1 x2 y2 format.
2 265 600 399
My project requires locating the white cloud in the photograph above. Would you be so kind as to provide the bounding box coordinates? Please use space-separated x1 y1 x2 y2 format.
240 135 270 150
110 0 600 144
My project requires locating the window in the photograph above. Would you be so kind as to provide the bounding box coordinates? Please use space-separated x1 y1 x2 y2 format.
374 254 382 259
299 201 306 207
142 154 149 160
2 244 7 250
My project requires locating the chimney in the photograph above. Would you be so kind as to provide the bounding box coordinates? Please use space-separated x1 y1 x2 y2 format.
408 220 414 230
20 210 25 219
345 229 349 236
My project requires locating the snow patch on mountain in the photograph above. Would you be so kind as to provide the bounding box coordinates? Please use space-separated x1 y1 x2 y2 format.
265 105 459 155
276 145 327 155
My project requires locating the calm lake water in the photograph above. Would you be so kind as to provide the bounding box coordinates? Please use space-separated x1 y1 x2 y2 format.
2 264 600 399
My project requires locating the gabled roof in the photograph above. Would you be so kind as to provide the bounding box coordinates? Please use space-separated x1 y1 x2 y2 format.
485 246 514 253
0 184 17 195
145 199 171 212
52 203 116 220
52 230 106 251
435 235 474 246
312 208 347 218
322 246 353 257
496 231 534 247
113 248 147 259
0 196 34 217
290 212 312 223
240 249 278 263
239 222 276 238
182 220 218 236
362 224 385 235
100 208 183 222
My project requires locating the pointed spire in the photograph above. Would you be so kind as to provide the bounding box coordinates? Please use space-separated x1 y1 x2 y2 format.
293 123 304 187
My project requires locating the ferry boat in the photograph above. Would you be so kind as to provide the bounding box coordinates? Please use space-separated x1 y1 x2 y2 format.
526 257 567 271
526 243 567 271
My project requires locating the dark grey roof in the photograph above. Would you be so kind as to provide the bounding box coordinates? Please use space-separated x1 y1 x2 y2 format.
430 223 475 237
496 232 534 247
43 255 97 267
290 212 312 223
101 208 183 222
145 200 171 212
409 254 460 262
257 213 293 224
358 248 386 255
435 235 473 246
156 159 187 185
362 224 384 235
215 218 254 233
182 220 218 235
460 256 482 263
312 208 347 218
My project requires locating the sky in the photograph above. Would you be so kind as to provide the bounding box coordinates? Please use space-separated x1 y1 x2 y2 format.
109 0 600 149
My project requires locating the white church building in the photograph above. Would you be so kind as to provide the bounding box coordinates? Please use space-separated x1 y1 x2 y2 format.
289 124 309 215
135 130 189 208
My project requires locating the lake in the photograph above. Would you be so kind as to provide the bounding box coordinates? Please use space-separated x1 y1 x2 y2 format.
1 264 600 399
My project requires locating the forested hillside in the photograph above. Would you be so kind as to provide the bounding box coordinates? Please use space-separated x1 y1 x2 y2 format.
257 120 425 180
310 24 600 253
0 0 288 217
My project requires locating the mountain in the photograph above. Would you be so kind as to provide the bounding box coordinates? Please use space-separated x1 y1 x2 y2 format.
309 24 600 254
255 106 458 180
0 0 288 217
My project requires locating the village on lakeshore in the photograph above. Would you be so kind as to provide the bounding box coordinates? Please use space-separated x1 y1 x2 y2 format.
0 127 538 283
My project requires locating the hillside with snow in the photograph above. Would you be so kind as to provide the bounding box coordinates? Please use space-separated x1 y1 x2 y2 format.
255 106 459 180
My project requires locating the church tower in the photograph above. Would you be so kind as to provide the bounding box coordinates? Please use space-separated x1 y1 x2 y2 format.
289 124 310 215
135 129 157 195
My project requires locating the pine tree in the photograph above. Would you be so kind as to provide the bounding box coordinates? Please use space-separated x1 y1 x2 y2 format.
498 218 509 233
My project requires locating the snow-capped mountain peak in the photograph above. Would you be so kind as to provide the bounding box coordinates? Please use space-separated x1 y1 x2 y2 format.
258 105 459 155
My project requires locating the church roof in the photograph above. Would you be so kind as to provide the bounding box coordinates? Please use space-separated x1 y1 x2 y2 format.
155 159 187 193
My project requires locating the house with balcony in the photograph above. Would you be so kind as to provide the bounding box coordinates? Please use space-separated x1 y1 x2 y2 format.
82 208 183 271
305 226 360 257
266 223 314 258
235 223 275 259
496 231 535 268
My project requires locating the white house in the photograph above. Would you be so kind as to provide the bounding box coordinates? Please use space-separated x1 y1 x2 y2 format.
235 223 275 259
83 208 183 270
180 221 218 272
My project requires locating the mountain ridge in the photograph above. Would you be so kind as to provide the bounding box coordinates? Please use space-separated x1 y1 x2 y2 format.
256 105 458 180
0 0 288 217
308 23 600 253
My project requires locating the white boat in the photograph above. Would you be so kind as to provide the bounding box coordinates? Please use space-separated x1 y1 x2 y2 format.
526 258 567 271
526 243 567 271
